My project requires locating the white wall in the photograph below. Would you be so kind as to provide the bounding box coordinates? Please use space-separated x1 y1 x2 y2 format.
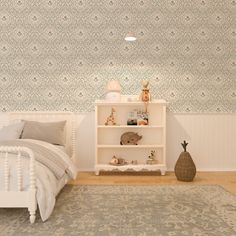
75 112 236 171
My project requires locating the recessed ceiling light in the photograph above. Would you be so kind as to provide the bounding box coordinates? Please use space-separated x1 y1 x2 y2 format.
125 33 137 42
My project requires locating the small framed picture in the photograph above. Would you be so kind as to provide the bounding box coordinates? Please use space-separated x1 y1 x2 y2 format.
127 110 138 125
137 110 149 126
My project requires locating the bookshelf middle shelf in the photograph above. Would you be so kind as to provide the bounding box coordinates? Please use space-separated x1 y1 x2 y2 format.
97 125 164 128
97 127 164 146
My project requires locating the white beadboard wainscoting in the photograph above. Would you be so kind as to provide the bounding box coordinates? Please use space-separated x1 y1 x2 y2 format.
166 113 236 171
75 112 236 172
0 112 235 171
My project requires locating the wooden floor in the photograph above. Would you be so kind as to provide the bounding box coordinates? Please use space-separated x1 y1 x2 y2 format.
69 171 236 195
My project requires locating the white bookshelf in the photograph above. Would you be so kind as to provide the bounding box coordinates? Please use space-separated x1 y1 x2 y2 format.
95 97 168 175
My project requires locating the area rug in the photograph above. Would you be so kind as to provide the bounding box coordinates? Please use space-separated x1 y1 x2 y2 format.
0 185 236 236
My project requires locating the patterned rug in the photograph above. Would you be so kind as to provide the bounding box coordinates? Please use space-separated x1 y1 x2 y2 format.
0 185 236 236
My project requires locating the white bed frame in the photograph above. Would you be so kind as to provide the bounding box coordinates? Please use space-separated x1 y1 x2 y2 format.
0 112 76 223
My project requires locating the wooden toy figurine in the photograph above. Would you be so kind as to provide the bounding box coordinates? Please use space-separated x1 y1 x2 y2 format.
140 80 151 102
109 156 127 165
140 80 151 112
105 108 116 125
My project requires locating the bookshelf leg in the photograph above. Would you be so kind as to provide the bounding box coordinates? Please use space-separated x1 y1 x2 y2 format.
161 170 166 176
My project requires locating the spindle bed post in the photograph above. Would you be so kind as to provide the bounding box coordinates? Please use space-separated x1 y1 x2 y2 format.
0 146 37 223
28 147 37 223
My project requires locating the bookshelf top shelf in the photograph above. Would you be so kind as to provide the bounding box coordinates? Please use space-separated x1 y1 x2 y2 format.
95 98 168 106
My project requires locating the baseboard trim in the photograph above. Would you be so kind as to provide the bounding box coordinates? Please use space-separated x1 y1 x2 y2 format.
167 168 236 172
77 168 236 172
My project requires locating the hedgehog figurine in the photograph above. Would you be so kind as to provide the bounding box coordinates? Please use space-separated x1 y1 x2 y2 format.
120 132 142 145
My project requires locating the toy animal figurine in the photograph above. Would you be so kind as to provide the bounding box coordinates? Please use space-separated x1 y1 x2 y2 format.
139 80 151 102
120 132 142 145
105 108 116 125
109 156 119 165
146 150 158 164
109 156 127 165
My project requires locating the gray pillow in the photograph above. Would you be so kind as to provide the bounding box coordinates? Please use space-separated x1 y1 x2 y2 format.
0 122 25 141
21 120 66 145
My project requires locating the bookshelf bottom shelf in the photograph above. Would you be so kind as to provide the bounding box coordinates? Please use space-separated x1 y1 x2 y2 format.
94 164 166 176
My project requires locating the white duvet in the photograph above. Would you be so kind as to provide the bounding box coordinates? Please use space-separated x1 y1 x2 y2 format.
0 139 78 221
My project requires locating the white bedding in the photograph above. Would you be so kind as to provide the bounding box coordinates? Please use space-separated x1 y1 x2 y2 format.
0 139 77 221
54 144 67 154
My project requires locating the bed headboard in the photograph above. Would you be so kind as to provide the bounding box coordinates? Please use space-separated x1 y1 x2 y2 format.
8 112 76 160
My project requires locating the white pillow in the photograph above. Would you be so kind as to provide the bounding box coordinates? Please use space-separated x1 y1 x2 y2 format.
0 122 25 141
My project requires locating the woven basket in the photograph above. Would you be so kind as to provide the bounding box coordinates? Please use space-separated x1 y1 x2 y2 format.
174 151 196 182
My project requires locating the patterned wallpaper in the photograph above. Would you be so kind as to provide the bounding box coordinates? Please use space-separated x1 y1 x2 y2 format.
0 0 235 113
